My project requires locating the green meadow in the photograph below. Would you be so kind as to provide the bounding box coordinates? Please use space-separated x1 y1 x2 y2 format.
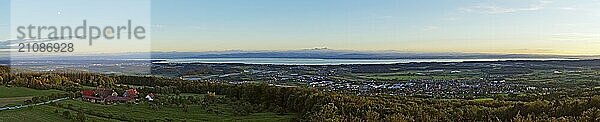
1 100 295 122
0 86 65 106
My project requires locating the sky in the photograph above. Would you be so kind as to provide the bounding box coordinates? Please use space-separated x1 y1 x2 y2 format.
0 0 7 41
3 0 600 55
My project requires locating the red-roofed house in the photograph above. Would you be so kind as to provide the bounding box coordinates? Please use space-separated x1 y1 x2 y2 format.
81 88 139 104
81 90 94 96
124 89 139 98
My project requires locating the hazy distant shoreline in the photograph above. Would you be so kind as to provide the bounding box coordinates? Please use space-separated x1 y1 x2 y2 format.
151 58 578 65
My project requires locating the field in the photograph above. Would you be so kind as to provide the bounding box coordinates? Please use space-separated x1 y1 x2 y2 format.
0 86 65 98
0 104 115 122
0 99 295 121
0 86 65 106
0 86 294 121
356 72 468 81
62 100 294 121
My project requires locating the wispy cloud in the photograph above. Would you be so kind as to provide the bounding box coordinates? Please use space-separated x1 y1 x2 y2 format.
441 17 458 21
460 0 552 14
558 7 577 11
512 48 557 53
422 26 439 31
550 33 600 42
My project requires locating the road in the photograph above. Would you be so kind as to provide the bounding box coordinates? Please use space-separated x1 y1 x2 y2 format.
0 97 68 111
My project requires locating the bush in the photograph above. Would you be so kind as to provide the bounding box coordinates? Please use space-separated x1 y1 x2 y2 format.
76 112 86 122
62 111 71 119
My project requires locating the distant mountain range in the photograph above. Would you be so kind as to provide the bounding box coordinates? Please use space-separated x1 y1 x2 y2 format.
150 48 583 59
1 47 595 60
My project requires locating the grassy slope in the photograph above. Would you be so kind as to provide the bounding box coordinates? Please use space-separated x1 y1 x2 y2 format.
2 99 294 122
0 104 117 122
57 100 295 121
0 86 65 98
0 86 66 106
0 87 294 121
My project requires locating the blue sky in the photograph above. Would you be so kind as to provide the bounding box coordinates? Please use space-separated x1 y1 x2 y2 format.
0 0 7 40
3 0 600 55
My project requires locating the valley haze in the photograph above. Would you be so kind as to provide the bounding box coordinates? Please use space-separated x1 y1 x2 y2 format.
3 48 592 60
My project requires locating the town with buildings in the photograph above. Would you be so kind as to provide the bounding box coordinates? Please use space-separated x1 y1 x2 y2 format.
151 60 599 99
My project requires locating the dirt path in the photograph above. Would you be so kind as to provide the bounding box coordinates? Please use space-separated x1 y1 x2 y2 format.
0 97 68 111
0 97 32 106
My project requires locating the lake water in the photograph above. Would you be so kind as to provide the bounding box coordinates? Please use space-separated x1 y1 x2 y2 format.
154 58 576 65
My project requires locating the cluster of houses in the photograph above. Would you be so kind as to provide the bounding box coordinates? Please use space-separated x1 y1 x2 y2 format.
80 88 154 104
